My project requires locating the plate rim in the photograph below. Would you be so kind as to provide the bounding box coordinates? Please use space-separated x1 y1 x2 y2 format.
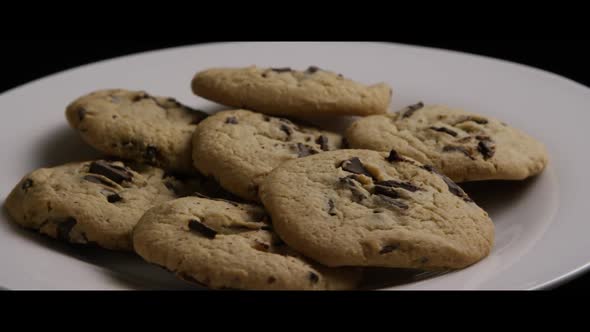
1 41 589 290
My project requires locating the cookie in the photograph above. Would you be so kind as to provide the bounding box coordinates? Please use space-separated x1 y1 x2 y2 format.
66 89 208 174
192 109 343 201
4 160 229 251
191 66 392 118
132 197 361 290
259 149 495 269
346 103 548 182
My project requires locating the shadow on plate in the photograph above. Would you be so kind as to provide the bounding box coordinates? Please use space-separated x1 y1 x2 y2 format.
0 207 203 290
360 267 451 290
460 176 540 217
34 125 103 168
32 102 228 168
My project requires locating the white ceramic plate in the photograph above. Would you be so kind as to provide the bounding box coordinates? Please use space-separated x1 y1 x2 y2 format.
1 42 588 290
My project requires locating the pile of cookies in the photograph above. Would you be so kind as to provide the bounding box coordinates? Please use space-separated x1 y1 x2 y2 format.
4 65 549 290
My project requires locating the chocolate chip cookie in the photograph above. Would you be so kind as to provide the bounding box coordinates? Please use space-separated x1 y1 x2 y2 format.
132 197 361 290
259 149 495 269
346 103 548 182
4 160 228 251
66 89 208 174
191 66 392 118
192 109 343 201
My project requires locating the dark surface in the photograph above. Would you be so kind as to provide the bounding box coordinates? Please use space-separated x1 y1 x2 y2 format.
1 40 589 93
0 40 588 290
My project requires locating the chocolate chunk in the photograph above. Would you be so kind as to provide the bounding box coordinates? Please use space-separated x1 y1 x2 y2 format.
375 180 421 192
309 272 319 284
440 175 473 203
423 166 472 201
261 225 273 231
21 179 33 192
443 146 475 160
263 116 271 122
401 102 424 118
340 157 372 177
144 146 159 164
387 149 405 163
420 164 439 174
89 161 133 184
475 135 491 141
188 219 217 239
224 224 259 233
132 92 150 102
471 117 488 125
316 135 329 151
377 195 409 210
280 124 293 137
107 193 122 203
456 136 473 143
455 116 488 125
83 175 116 188
477 139 495 160
339 176 368 202
56 218 77 242
267 277 277 284
374 185 401 199
328 199 337 216
429 126 458 137
225 116 238 124
252 240 270 252
340 175 359 185
191 192 241 207
101 189 122 203
296 143 318 157
271 67 292 73
78 108 87 121
306 66 321 74
379 244 399 254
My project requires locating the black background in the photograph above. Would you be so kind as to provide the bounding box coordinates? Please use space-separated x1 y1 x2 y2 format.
1 40 588 290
